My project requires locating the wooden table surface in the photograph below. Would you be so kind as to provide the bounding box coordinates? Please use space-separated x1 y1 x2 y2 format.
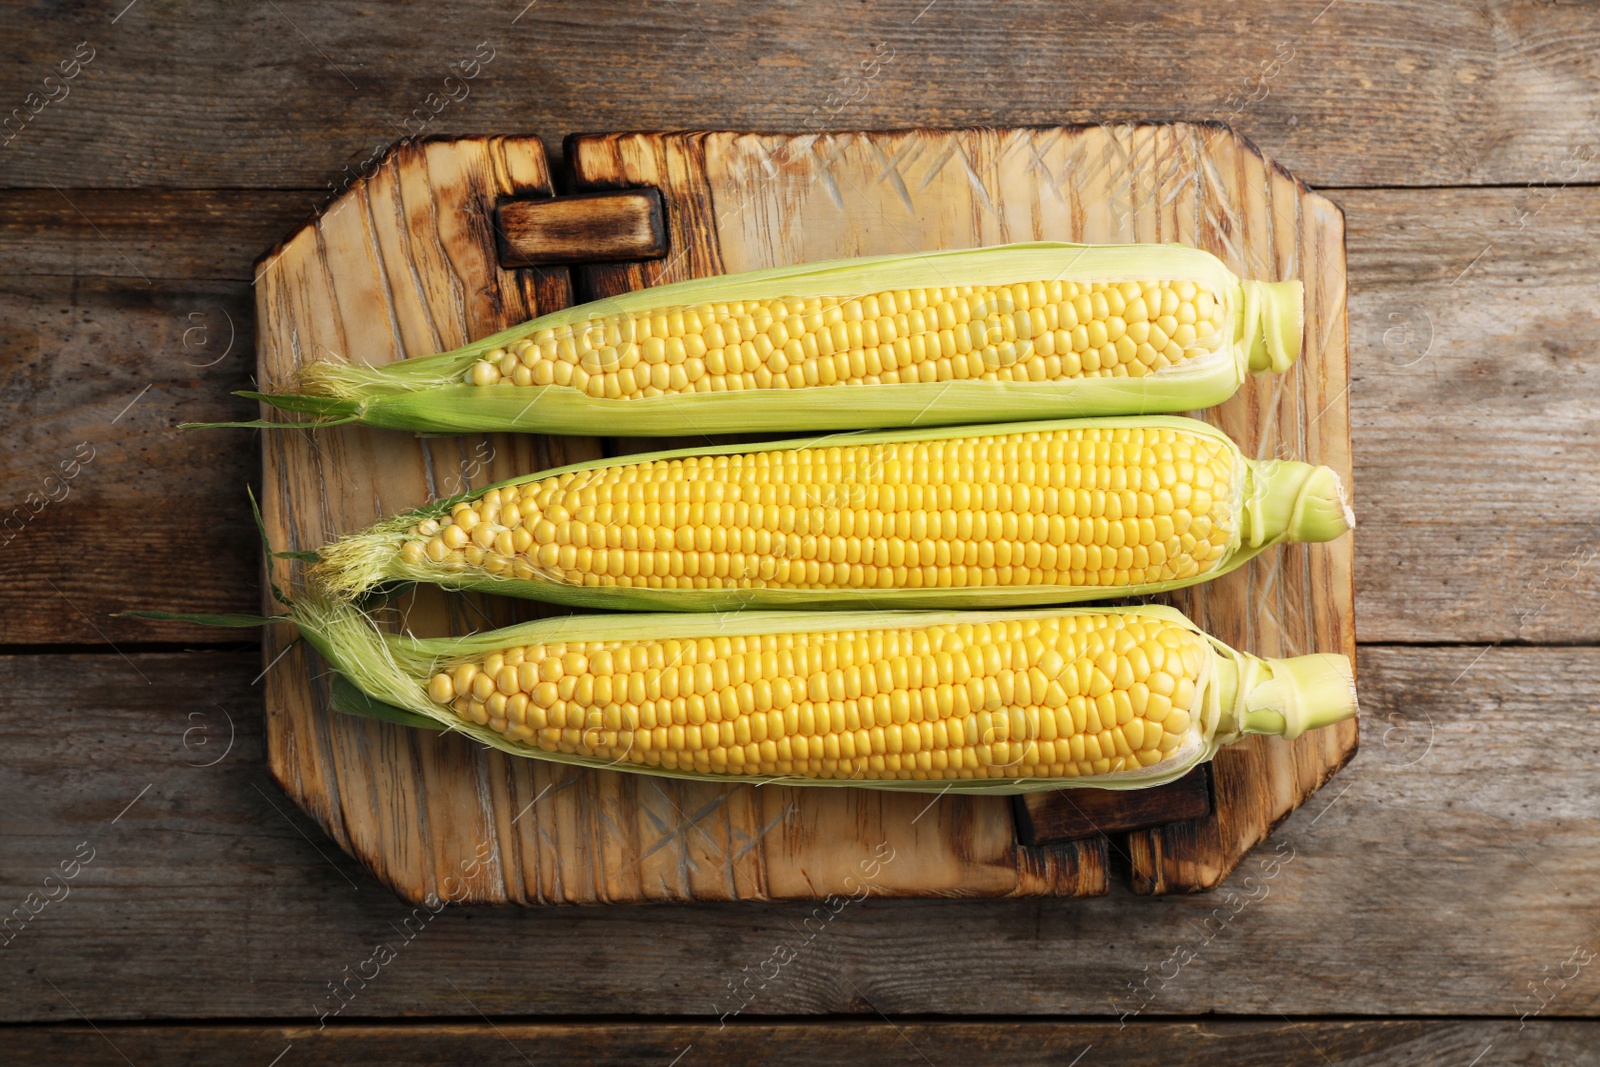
2 2 1597 1063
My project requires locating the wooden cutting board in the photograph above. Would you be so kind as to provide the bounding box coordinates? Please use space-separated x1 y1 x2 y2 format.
255 124 1353 905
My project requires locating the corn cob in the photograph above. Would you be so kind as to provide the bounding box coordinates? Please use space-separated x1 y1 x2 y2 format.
296 593 1356 793
237 243 1303 436
313 416 1351 610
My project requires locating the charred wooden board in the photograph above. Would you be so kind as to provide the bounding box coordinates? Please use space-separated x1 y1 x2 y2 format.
254 124 1351 903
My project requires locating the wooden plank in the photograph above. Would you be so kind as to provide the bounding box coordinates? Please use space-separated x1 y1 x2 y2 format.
2 2 1598 190
0 189 313 280
9 617 1594 1015
0 1020 1589 1066
1343 187 1600 645
6 186 1597 645
0 276 259 645
496 190 667 266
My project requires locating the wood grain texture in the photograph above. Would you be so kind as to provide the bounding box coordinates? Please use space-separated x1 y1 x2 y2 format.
0 276 259 644
2 1 1598 190
1 645 1595 1021
1 1020 1589 1066
5 187 1595 646
1346 189 1600 645
567 124 1353 895
497 189 667 266
0 189 317 280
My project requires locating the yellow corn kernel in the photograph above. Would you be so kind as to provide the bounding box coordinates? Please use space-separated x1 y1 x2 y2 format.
422 612 1211 782
397 423 1238 593
465 280 1227 395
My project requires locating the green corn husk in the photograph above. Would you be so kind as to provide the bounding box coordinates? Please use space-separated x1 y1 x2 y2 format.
271 592 1356 795
311 415 1352 611
218 242 1303 436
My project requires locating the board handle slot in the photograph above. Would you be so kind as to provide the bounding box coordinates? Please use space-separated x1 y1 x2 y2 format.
496 188 668 267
